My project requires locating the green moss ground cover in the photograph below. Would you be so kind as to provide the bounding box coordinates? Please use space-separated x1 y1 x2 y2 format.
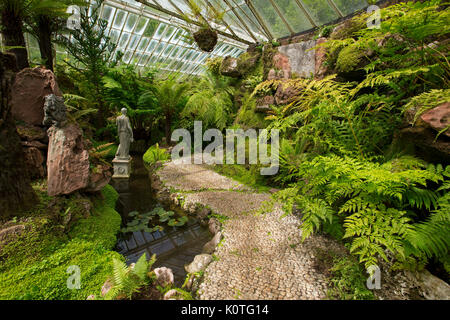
0 185 123 300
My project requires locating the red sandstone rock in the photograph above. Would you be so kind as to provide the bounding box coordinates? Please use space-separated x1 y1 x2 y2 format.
272 52 291 79
11 67 62 125
274 82 300 105
23 146 45 179
315 37 328 79
420 102 450 137
47 123 90 196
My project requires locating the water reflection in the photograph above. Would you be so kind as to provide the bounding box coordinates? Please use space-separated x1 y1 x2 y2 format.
111 156 210 286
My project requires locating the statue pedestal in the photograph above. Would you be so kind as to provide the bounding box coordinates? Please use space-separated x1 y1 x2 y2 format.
112 157 132 179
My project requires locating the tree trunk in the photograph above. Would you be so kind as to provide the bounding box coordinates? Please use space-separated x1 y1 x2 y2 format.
37 15 54 71
0 52 37 217
0 7 29 70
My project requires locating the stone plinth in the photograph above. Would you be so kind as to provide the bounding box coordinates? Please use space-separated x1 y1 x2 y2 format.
112 157 132 179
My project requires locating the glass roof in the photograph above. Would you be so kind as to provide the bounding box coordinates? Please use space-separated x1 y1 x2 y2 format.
23 0 370 76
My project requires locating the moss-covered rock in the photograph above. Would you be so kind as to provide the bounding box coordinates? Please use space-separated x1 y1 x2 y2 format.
335 44 367 73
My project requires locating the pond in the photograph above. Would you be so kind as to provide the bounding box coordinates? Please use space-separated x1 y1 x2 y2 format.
111 156 211 286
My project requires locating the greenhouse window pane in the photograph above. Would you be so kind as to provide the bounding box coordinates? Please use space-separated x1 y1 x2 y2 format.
118 33 130 48
163 26 176 41
162 44 174 56
251 0 290 38
154 42 166 55
135 17 148 34
143 19 159 37
113 10 127 28
138 37 149 51
153 23 167 40
146 40 158 53
139 54 150 65
128 35 139 50
333 0 368 16
124 14 138 32
301 0 339 25
101 5 114 23
274 0 313 33
109 29 120 43
122 50 133 63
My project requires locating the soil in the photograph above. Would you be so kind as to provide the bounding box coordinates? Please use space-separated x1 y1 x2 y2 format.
193 28 218 52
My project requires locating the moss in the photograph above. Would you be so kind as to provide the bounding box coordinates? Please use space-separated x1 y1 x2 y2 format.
235 94 269 130
0 185 123 300
335 44 366 73
330 18 365 40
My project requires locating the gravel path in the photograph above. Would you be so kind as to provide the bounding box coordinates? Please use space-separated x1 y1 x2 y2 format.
152 160 446 300
154 161 348 300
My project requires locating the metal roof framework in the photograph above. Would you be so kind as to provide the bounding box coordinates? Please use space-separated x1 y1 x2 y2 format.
22 0 369 76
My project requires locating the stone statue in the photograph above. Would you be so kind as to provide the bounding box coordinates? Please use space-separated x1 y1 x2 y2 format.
115 108 134 160
43 94 67 128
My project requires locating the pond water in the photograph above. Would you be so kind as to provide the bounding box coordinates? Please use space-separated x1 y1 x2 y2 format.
111 156 211 286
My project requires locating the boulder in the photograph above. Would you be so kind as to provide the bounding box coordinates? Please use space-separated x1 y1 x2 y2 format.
208 218 221 235
202 231 223 254
220 56 240 78
406 270 450 300
101 279 113 297
272 52 291 79
393 127 450 164
23 146 45 179
153 267 174 287
420 102 450 137
47 123 90 196
185 254 213 274
163 289 185 300
11 67 62 125
277 41 316 78
274 82 300 105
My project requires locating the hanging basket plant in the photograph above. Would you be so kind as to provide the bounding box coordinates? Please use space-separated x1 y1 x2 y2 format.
193 27 218 52
181 0 225 52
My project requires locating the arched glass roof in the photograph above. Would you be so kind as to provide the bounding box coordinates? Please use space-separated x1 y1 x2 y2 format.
24 0 370 76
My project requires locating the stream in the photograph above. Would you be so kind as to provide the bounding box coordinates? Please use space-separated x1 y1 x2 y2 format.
111 156 211 286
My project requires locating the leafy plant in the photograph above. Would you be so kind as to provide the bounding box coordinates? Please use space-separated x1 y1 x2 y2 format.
143 143 170 167
104 253 156 300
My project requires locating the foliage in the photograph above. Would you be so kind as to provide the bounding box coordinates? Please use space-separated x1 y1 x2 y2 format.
143 143 170 167
327 254 375 300
181 72 234 131
58 0 121 126
235 93 269 130
0 185 122 299
269 155 449 269
205 57 223 76
103 253 156 300
139 75 190 142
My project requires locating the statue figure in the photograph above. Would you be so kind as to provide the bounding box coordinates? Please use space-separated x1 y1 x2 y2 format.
43 94 67 128
115 108 133 160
